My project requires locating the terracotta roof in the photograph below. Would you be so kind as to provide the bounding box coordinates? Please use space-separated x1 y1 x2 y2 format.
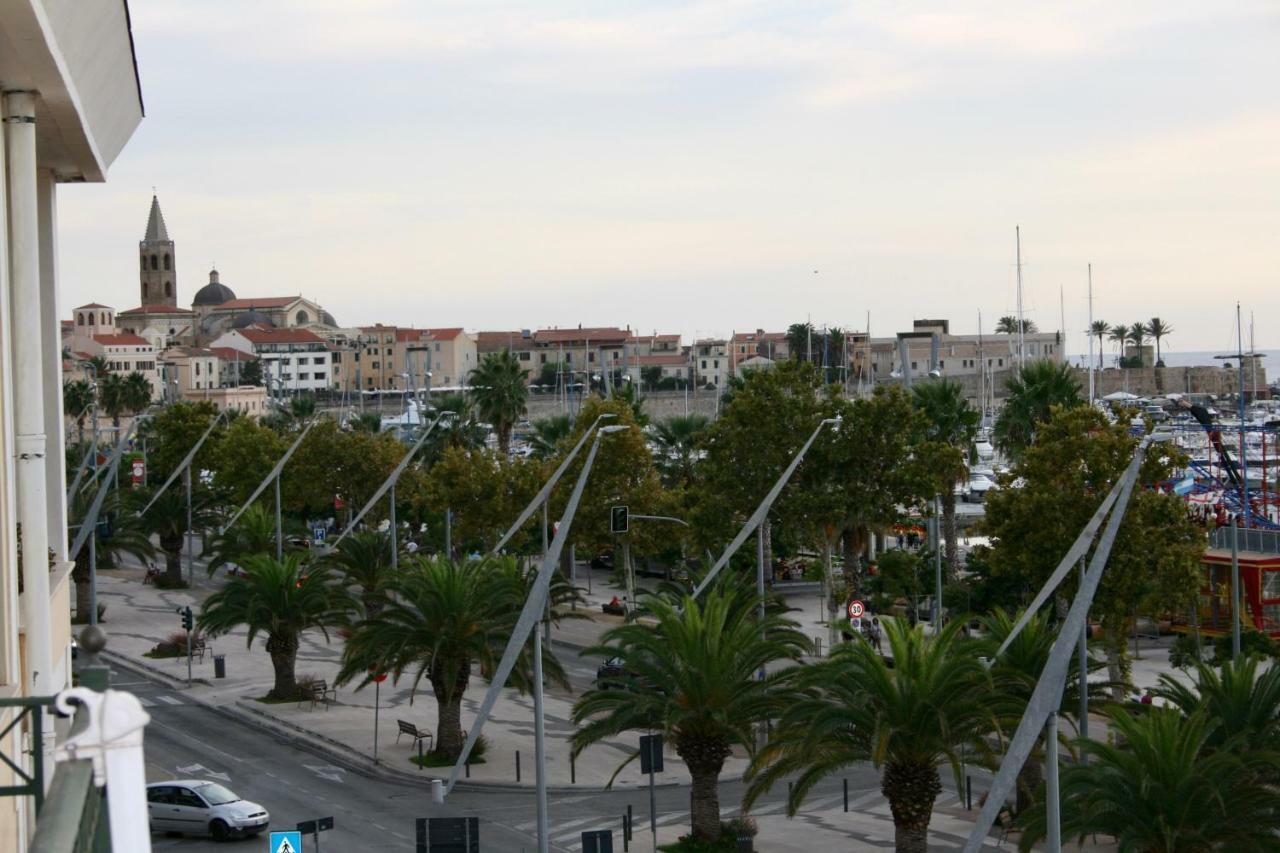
397 329 429 343
635 353 689 366
119 304 195 315
61 320 74 328
626 333 680 343
210 347 258 362
476 331 530 350
237 327 324 345
75 302 114 310
163 346 218 358
426 327 464 341
731 330 787 343
93 333 151 346
216 296 299 310
533 327 628 344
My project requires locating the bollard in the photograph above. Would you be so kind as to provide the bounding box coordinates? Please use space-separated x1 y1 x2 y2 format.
626 805 633 841
418 739 424 771
622 814 630 851
571 752 576 785
465 758 470 779
815 637 823 657
516 749 521 783
966 775 972 810
843 778 848 812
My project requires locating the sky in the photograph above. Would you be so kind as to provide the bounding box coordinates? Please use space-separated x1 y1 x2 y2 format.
57 0 1280 354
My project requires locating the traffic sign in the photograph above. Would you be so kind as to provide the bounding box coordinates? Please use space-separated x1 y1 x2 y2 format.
131 459 145 486
610 505 629 534
847 599 864 619
268 831 302 853
849 616 862 632
312 526 327 543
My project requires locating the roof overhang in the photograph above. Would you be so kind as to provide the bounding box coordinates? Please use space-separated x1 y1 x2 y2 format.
0 0 144 182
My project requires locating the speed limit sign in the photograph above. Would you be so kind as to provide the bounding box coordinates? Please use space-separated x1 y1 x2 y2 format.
847 599 864 619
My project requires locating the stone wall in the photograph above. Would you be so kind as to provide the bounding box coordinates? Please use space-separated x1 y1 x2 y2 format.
1075 365 1267 399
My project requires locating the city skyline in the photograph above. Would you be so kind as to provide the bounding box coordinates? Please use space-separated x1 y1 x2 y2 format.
56 1 1279 352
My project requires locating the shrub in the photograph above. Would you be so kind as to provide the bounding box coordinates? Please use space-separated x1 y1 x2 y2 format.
153 575 190 590
659 818 758 852
1168 632 1204 669
409 734 490 768
145 631 194 659
1212 629 1278 665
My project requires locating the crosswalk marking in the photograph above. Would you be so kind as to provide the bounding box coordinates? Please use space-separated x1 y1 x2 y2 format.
157 695 184 706
138 697 154 708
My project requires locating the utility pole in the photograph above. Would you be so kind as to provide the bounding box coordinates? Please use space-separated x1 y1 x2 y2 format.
1087 264 1095 404
1016 225 1026 369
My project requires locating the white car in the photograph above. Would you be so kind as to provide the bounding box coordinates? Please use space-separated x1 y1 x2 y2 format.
146 780 269 840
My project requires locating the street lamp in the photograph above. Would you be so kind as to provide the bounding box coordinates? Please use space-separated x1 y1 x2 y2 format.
436 422 628 853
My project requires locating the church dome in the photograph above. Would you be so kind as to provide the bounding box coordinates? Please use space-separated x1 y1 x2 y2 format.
320 310 337 327
193 268 236 306
231 310 271 329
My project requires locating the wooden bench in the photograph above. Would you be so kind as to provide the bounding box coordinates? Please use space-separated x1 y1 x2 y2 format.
397 719 433 753
190 636 211 663
143 566 161 585
299 679 337 710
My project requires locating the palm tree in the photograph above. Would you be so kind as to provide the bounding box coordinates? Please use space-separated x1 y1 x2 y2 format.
993 360 1083 458
468 349 528 455
97 373 128 428
1088 321 1110 371
786 322 815 363
1107 324 1128 365
1128 322 1149 366
205 503 289 575
575 586 811 841
63 379 94 444
610 382 647 426
1017 708 1280 852
747 619 992 853
134 485 218 586
199 554 355 700
650 414 710 488
528 415 573 459
68 489 154 621
323 530 396 618
912 380 979 578
288 394 316 422
640 365 664 391
995 316 1037 334
122 371 153 415
1152 654 1280 757
1147 317 1173 367
974 609 1108 812
338 556 570 760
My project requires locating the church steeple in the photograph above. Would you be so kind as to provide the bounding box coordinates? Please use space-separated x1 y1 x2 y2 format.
139 194 177 307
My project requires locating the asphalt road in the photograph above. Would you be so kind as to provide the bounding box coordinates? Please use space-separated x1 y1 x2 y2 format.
124 665 888 853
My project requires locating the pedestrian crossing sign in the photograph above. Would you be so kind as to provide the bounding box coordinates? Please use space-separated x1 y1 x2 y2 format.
269 831 302 853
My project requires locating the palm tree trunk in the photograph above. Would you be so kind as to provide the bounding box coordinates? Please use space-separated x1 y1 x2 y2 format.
1096 337 1104 371
161 534 184 585
941 490 959 580
266 634 299 700
688 767 722 840
436 695 465 760
883 760 941 853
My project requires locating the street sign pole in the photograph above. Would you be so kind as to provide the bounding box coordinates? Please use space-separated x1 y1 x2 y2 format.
533 626 549 853
185 467 194 586
390 482 398 571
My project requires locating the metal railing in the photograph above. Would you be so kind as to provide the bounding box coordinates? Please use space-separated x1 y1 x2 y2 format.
1210 526 1280 554
29 759 109 853
0 693 51 812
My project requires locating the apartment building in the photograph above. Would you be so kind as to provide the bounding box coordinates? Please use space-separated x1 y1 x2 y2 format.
0 2 145 847
694 339 731 387
730 329 789 370
422 327 477 388
210 326 333 394
865 319 1063 386
160 346 221 397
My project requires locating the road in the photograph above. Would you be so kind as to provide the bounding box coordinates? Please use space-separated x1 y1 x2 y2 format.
125 667 889 853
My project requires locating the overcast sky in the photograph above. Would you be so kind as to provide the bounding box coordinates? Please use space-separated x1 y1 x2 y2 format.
57 0 1278 353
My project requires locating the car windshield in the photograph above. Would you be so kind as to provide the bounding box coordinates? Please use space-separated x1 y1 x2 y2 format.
193 783 239 805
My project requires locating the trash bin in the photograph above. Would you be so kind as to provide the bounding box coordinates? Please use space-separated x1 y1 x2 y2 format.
736 835 753 852
214 655 226 679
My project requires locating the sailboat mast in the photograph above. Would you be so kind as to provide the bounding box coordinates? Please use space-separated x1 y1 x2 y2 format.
1016 225 1026 369
978 310 985 423
1087 264 1095 404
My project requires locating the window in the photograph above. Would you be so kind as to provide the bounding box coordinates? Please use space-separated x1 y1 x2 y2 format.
434 343 441 352
297 357 308 366
539 353 546 364
77 314 84 326
172 788 205 809
372 361 380 369
296 310 310 324
165 281 172 297
519 352 530 361
163 254 171 271
195 363 200 376
150 254 158 270
998 358 1004 367
313 372 326 381
299 373 310 381
147 787 175 805
101 312 107 325
713 359 719 368
939 360 945 368
911 362 918 370
701 360 707 369
588 352 595 363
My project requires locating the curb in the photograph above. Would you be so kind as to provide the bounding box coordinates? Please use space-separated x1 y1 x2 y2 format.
105 649 688 794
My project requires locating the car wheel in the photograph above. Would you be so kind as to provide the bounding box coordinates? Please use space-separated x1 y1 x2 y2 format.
210 819 231 842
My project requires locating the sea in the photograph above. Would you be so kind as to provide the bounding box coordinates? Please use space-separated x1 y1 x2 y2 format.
1067 350 1280 370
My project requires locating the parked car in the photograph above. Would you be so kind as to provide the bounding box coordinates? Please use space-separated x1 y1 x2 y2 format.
146 780 269 840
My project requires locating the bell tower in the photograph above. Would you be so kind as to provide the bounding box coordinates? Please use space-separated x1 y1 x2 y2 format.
139 194 177 307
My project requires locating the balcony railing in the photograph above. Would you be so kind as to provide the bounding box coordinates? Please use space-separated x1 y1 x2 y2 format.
1209 526 1280 554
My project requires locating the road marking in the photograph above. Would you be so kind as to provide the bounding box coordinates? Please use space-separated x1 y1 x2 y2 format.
157 695 184 706
138 697 155 707
147 717 246 764
303 763 345 783
176 763 231 782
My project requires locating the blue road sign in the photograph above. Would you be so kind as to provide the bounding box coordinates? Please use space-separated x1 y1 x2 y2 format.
269 830 303 853
312 526 326 543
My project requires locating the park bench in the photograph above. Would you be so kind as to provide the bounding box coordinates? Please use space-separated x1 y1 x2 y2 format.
190 636 211 663
299 679 337 710
143 565 161 585
397 720 433 753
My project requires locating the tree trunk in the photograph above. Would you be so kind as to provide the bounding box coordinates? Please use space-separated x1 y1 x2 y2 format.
762 521 773 581
941 490 960 580
842 524 863 596
265 634 299 700
1015 753 1042 815
431 661 471 760
162 540 183 586
1103 616 1130 701
882 760 941 853
676 736 730 841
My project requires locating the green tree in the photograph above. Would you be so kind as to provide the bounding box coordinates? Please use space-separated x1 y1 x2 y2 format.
1089 320 1110 371
63 379 95 444
786 322 815 362
574 586 811 841
205 503 289 574
985 406 1203 694
528 415 573 460
337 556 570 760
97 373 128 427
199 554 355 700
609 381 647 426
1017 707 1280 852
469 348 528 455
992 360 1083 458
912 380 979 578
423 447 544 554
287 394 316 422
123 372 153 414
1147 317 1173 367
323 530 397 618
640 364 663 391
205 417 288 506
350 411 383 433
140 401 221 486
239 358 263 387
1107 324 1128 364
995 316 1037 334
134 485 219 586
650 414 709 488
747 619 993 853
535 360 567 390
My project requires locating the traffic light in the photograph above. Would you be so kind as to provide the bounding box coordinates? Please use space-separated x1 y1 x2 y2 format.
180 606 193 632
610 505 629 534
